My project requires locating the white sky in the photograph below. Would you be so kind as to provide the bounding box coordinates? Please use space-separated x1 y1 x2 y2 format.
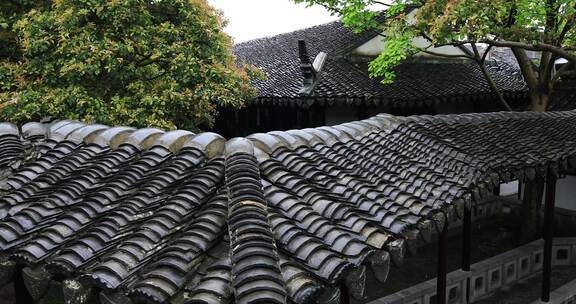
208 0 338 43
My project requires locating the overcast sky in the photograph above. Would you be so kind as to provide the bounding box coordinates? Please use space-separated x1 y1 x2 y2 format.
208 0 338 43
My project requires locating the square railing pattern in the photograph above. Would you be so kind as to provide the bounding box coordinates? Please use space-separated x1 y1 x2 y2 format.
369 237 576 304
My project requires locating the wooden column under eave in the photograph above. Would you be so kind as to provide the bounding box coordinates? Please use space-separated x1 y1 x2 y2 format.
437 221 449 304
14 268 33 304
462 203 472 303
462 204 472 271
541 172 557 302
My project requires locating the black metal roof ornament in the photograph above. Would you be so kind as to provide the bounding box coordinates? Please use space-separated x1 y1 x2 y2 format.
298 40 327 96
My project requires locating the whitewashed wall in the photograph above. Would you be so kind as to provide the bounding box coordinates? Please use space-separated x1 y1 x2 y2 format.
556 176 576 211
499 177 576 212
352 10 467 58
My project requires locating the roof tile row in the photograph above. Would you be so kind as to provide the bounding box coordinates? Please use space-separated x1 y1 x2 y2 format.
0 110 575 303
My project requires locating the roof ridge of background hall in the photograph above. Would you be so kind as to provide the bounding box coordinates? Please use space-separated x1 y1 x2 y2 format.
233 19 343 47
233 12 390 59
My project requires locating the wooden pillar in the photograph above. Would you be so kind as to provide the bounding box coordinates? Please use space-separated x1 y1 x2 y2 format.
462 204 472 303
340 285 351 304
233 109 240 137
517 180 522 200
462 205 472 271
263 106 271 132
520 178 544 243
14 269 33 304
541 172 557 302
319 105 327 126
437 222 449 304
296 108 302 128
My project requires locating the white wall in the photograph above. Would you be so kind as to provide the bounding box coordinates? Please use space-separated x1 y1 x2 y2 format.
499 177 576 212
500 181 519 197
353 9 466 58
556 175 576 211
353 34 466 57
354 35 387 56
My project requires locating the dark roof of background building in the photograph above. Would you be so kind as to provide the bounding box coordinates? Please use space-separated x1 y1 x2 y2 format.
234 20 528 108
545 76 576 111
0 110 575 304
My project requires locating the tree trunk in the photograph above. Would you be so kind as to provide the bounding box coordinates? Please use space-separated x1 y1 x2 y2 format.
529 90 549 112
511 48 551 112
530 90 550 112
519 178 544 244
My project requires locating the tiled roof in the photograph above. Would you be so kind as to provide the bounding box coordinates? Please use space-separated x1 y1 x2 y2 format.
234 20 528 107
1 110 576 303
548 78 576 111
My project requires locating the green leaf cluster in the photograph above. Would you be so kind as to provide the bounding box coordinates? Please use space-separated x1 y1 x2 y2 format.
415 0 576 44
292 0 576 86
0 0 255 131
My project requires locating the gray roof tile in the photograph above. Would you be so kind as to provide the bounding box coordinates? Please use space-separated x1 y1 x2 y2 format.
0 111 575 303
235 20 528 108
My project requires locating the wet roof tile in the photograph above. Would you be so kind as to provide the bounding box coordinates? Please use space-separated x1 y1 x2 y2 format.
0 111 575 303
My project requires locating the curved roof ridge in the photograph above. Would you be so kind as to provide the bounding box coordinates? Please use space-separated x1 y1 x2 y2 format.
6 109 576 158
1 120 226 159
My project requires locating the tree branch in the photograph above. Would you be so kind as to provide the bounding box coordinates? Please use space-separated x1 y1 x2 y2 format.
480 45 494 63
511 48 539 89
457 44 474 57
506 2 517 27
482 39 576 63
470 42 512 111
5 0 22 9
477 63 513 111
544 0 558 43
470 43 482 60
557 6 575 45
373 1 391 7
142 71 167 81
417 47 473 59
542 53 557 88
550 62 574 89
430 40 576 62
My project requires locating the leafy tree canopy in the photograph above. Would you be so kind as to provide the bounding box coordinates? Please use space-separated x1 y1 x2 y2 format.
0 0 255 130
294 0 576 111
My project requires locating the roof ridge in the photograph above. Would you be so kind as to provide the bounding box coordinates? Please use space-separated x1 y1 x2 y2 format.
234 19 343 48
2 109 576 161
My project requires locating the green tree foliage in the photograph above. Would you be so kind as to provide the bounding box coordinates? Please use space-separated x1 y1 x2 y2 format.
0 0 255 130
294 0 576 111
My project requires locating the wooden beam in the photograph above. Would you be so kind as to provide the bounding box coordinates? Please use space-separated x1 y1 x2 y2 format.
541 173 557 302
